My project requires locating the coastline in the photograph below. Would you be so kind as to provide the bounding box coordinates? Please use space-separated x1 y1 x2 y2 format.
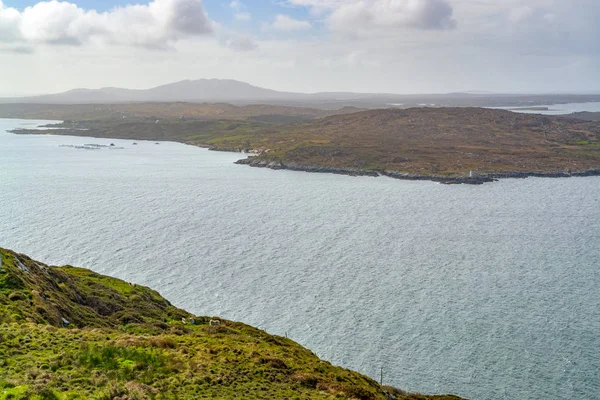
8 124 600 185
235 155 600 185
8 118 600 185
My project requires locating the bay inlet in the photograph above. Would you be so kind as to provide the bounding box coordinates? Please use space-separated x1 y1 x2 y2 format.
1 118 599 399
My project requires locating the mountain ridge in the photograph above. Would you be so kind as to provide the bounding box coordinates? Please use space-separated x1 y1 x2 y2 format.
0 79 304 105
3 79 600 108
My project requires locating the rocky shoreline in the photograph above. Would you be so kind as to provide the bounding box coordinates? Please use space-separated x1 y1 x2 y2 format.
235 156 600 185
9 127 600 185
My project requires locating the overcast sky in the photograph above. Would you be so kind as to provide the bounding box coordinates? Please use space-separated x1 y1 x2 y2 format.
0 0 599 96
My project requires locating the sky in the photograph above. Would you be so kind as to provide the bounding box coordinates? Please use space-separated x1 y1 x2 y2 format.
0 0 599 96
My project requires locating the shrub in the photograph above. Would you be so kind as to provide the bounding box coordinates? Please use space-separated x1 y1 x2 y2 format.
260 357 288 370
96 382 129 400
8 291 26 302
0 275 25 291
29 387 60 400
78 344 166 373
291 372 319 389
149 336 176 349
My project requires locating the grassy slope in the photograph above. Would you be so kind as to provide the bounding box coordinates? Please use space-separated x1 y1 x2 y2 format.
7 105 600 178
0 248 464 400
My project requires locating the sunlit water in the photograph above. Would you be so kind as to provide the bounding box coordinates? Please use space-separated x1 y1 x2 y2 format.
489 101 600 115
1 119 599 399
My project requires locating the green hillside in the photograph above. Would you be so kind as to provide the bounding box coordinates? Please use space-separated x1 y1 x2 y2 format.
0 248 464 400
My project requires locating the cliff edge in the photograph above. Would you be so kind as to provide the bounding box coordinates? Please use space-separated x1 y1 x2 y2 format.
0 248 464 400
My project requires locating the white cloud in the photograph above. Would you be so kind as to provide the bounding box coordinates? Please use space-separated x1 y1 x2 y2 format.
271 14 312 31
229 1 250 21
1 0 600 95
289 0 456 31
542 13 556 23
0 0 213 47
0 1 21 41
508 6 535 23
234 12 251 21
220 33 257 51
19 1 88 44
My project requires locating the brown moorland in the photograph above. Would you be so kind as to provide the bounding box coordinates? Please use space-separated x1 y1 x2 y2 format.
0 102 363 122
6 105 600 183
233 107 600 178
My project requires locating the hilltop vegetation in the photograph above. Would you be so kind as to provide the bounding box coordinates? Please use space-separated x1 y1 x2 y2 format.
0 248 463 400
570 111 600 122
233 107 600 178
0 103 362 122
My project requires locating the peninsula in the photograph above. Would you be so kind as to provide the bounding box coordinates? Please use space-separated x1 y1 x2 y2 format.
4 103 600 184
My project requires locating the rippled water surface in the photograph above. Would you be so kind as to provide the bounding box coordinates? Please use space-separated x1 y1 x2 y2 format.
1 119 599 399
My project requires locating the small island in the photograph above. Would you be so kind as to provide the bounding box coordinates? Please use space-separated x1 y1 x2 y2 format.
0 247 464 399
506 106 551 111
4 103 600 184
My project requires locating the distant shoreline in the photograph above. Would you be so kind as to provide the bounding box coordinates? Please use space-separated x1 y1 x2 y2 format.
9 124 600 185
6 105 600 186
10 126 600 185
235 156 600 185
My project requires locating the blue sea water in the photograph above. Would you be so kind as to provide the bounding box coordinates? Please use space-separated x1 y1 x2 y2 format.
1 118 599 399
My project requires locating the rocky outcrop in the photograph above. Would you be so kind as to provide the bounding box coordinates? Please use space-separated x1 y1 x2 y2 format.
235 156 600 185
208 146 263 154
236 157 380 177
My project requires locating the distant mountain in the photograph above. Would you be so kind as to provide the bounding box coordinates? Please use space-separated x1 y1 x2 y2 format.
143 79 300 102
2 79 600 108
0 79 306 105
